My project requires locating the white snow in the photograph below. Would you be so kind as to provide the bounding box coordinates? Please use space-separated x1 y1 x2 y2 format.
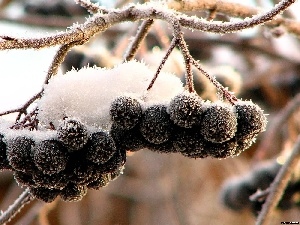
37 60 184 130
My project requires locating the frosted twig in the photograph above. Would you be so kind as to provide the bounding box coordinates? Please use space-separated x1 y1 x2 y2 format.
0 188 34 225
173 22 194 93
256 135 300 225
147 37 178 91
123 19 154 62
0 0 295 50
191 58 238 104
74 0 108 14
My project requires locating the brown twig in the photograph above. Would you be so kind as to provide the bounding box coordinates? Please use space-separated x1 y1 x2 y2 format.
0 0 296 51
123 19 154 62
147 37 178 91
0 188 34 225
74 0 109 14
256 135 300 225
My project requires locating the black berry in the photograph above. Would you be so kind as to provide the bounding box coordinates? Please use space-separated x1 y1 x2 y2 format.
140 105 173 144
60 183 87 202
30 187 60 203
168 92 204 128
201 103 237 143
57 119 88 152
110 96 142 129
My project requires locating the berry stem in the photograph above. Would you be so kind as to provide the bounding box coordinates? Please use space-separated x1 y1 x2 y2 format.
256 135 300 225
147 37 178 91
191 58 238 104
0 188 34 225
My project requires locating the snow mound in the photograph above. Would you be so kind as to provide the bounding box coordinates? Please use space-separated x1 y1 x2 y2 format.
37 61 184 130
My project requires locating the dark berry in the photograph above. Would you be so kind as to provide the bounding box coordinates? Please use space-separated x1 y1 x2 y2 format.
249 161 281 190
168 92 204 128
30 187 60 203
205 138 238 159
97 148 126 174
87 173 111 190
60 183 87 202
110 96 142 129
86 131 117 164
140 105 173 144
33 170 68 190
235 100 267 139
173 127 208 158
146 140 178 154
14 171 36 187
34 139 69 175
110 123 146 151
220 179 255 211
57 119 88 152
6 136 36 172
201 103 237 143
234 135 256 156
0 134 11 170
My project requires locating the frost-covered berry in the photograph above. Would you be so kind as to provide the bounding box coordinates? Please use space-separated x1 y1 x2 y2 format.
173 127 208 158
140 105 173 144
234 135 256 156
0 134 11 170
146 140 178 154
205 138 238 159
97 148 126 174
57 119 88 152
87 173 111 190
60 183 87 202
30 187 60 203
34 139 69 175
110 96 142 129
201 103 237 143
7 136 36 172
86 131 117 164
33 170 68 190
14 171 36 187
168 92 204 128
235 100 267 139
110 123 146 151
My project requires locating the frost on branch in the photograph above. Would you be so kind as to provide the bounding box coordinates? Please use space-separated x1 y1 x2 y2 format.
37 60 184 129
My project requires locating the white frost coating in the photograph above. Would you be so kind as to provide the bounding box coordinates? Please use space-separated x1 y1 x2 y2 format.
37 61 184 129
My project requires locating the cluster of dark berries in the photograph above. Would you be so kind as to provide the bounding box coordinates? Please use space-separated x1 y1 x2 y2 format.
109 92 267 159
220 160 300 215
0 118 125 203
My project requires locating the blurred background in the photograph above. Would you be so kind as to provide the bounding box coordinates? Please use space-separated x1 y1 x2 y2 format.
0 0 300 224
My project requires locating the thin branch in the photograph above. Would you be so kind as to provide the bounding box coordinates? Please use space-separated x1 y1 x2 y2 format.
0 188 34 225
74 0 109 14
0 0 296 50
147 37 178 91
123 19 154 62
256 135 300 225
191 58 238 104
173 23 194 93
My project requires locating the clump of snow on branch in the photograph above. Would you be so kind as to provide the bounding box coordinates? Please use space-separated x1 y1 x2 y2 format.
37 60 184 130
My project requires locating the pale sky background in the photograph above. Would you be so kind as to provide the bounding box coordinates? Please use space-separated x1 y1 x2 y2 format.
0 1 299 120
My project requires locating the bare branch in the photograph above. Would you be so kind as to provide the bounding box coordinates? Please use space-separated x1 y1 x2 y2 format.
74 0 108 14
0 0 296 50
123 19 154 62
0 188 34 225
256 135 300 225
